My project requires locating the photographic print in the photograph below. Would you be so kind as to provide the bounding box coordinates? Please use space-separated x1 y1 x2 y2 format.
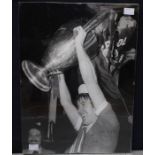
20 2 139 154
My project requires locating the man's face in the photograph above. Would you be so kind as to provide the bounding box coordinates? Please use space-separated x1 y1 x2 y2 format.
77 96 96 125
28 128 41 145
117 16 136 34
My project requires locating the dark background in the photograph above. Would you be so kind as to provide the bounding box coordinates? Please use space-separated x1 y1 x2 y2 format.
13 0 143 153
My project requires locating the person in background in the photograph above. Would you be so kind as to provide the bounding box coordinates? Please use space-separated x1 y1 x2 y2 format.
92 15 136 125
23 127 55 154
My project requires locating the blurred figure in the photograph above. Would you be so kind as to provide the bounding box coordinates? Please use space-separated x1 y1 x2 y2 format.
23 127 55 154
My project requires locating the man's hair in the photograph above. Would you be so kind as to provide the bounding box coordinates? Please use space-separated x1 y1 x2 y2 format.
76 93 94 107
29 124 42 132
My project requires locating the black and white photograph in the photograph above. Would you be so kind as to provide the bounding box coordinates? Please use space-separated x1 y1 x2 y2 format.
19 2 139 154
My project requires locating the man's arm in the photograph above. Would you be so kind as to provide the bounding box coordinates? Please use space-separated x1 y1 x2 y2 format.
58 73 82 130
73 26 109 114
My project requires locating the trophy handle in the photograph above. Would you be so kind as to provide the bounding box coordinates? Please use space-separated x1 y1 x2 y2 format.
83 9 116 52
83 10 113 33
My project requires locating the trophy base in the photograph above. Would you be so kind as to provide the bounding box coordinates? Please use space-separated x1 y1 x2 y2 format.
22 60 50 92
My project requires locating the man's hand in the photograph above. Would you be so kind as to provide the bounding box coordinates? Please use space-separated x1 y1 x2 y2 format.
57 71 65 82
49 70 65 83
50 70 62 75
73 26 87 47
